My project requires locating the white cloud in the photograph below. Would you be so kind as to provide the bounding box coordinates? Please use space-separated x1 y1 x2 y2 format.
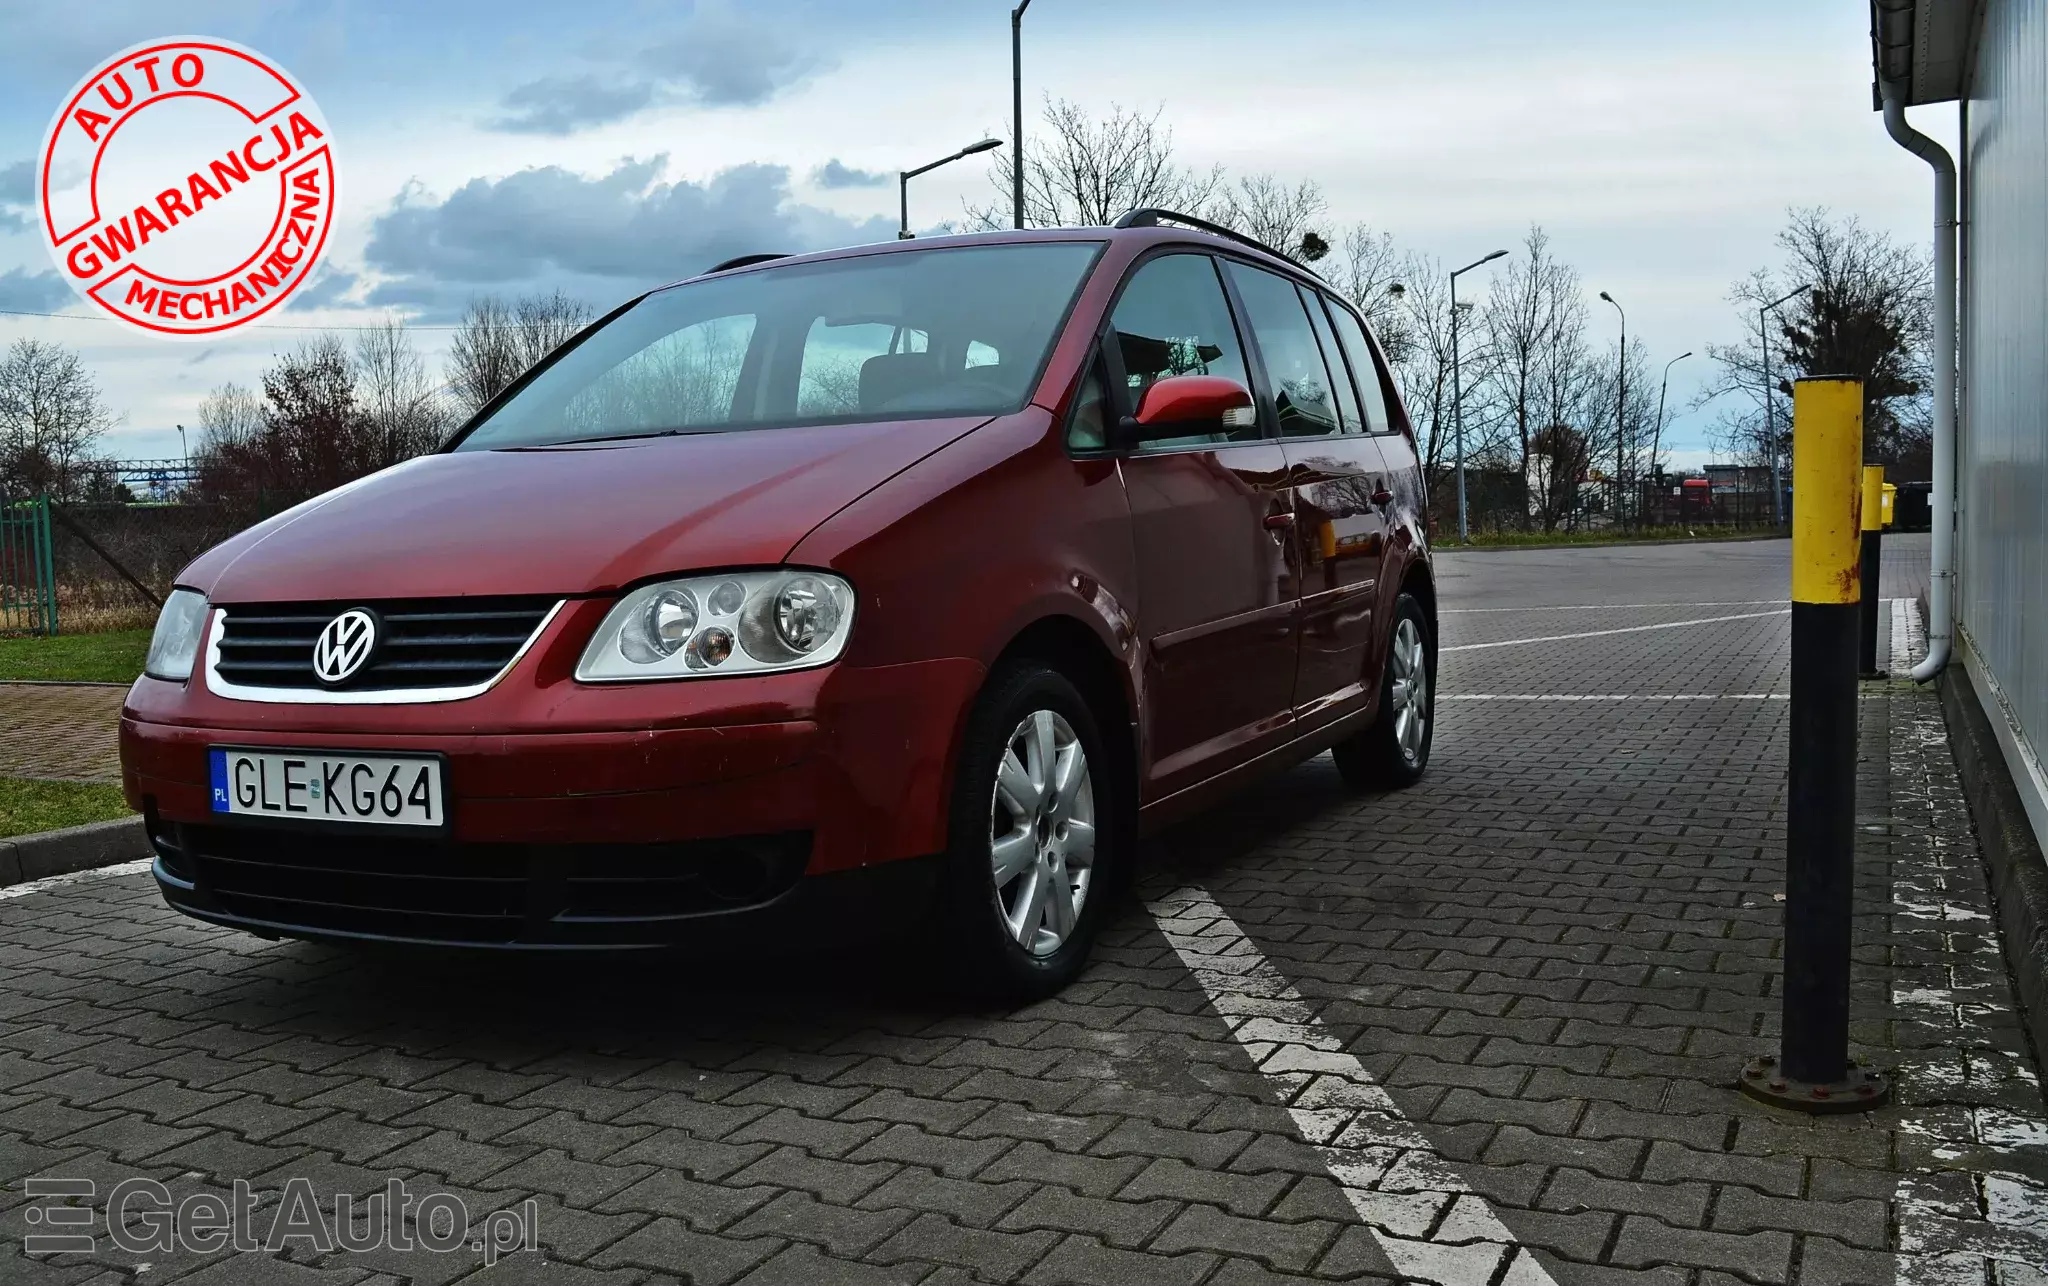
359 157 895 317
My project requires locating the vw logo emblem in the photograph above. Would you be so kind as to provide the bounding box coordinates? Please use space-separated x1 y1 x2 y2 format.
312 609 379 686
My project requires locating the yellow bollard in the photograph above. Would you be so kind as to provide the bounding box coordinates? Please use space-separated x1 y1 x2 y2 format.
1860 466 1885 676
1742 378 1888 1113
1789 380 1864 606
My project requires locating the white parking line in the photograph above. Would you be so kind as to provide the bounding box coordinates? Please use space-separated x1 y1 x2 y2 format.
1443 600 1787 614
1441 694 1786 702
1440 609 1789 653
1148 886 1558 1286
0 859 152 902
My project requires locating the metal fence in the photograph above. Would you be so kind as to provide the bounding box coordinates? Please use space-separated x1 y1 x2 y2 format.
1427 469 1789 537
1 494 59 636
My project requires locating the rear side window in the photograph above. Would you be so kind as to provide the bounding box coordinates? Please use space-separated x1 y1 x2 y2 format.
1222 261 1339 438
1108 253 1256 449
1323 299 1393 435
1300 287 1363 434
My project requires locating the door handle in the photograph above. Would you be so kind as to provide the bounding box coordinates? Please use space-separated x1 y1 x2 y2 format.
1370 487 1395 507
1264 513 1296 531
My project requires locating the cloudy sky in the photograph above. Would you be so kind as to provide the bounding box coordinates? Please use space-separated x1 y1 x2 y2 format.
0 0 1950 468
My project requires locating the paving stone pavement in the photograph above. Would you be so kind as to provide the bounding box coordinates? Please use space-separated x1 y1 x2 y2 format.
6 533 2045 1286
0 684 127 783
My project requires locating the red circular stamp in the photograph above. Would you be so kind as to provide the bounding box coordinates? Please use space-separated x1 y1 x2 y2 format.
37 37 337 339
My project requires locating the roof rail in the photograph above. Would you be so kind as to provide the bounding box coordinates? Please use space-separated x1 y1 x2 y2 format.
705 253 790 274
1113 208 1318 274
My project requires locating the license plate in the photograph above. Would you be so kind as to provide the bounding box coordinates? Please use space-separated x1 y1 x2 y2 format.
208 748 446 828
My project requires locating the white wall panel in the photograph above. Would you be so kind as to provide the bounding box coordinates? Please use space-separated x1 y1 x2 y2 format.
1962 0 2048 824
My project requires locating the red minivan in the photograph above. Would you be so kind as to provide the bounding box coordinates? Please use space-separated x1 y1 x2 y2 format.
122 210 1435 996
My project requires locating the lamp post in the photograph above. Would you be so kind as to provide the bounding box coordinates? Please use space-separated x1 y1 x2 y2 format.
1761 285 1812 526
1599 291 1627 527
899 138 1004 240
1011 0 1032 229
176 424 187 469
1650 351 1692 488
1450 249 1508 542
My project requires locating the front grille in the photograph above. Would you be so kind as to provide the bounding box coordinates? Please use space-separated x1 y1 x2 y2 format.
213 596 556 692
158 823 811 944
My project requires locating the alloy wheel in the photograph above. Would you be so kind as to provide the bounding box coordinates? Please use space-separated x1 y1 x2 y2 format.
989 709 1096 957
1390 617 1430 764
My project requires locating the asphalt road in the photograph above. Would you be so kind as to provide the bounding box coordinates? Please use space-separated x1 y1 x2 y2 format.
10 530 2039 1286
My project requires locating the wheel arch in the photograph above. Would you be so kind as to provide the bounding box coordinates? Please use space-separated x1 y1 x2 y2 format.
1399 558 1439 646
990 614 1141 879
995 615 1137 762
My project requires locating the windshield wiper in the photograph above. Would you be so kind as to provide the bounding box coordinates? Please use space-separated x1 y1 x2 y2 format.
511 428 708 449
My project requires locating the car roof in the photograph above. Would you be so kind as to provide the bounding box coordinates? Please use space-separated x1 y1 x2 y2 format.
664 224 1320 294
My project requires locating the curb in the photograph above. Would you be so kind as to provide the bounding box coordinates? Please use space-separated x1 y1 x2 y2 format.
1937 664 2048 1067
0 816 150 888
0 680 132 689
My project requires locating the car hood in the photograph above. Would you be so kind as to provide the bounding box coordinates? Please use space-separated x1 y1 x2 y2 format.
184 417 989 602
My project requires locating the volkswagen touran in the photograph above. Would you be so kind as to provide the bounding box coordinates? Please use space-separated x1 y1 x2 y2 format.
122 211 1436 997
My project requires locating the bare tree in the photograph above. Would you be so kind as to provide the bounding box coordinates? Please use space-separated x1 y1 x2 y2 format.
1575 334 1660 526
512 290 594 369
446 291 594 415
1527 422 1590 531
1775 209 1932 473
1525 303 1601 531
0 338 115 498
1701 208 1933 478
1480 227 1582 515
1330 224 1410 361
1380 259 1459 476
195 331 453 515
969 97 1224 229
445 297 523 416
354 319 448 461
192 335 370 509
1215 173 1329 261
193 383 264 455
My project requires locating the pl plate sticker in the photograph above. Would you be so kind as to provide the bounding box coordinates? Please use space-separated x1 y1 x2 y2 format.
37 37 337 339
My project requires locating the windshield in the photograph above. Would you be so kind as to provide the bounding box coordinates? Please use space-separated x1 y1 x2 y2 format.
454 241 1103 451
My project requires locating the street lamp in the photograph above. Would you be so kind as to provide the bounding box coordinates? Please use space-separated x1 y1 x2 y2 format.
1650 351 1692 490
1011 0 1032 229
1598 291 1627 527
1450 248 1508 542
1760 284 1811 526
899 138 1004 240
176 424 187 468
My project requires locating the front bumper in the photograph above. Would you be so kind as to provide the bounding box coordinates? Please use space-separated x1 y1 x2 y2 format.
148 820 938 949
121 650 986 948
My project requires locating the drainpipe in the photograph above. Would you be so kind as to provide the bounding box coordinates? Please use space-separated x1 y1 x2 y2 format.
1881 88 1956 682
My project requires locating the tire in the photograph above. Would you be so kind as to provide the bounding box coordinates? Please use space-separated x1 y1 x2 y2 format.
937 661 1120 1001
1332 592 1434 791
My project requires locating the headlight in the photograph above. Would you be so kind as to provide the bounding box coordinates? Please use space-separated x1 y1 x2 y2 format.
145 588 209 682
576 571 855 682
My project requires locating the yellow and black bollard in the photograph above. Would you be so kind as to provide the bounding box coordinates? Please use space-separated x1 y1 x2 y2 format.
1859 465 1885 678
1740 377 1890 1113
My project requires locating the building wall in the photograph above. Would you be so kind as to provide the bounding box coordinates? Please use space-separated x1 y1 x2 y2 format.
1962 0 2048 840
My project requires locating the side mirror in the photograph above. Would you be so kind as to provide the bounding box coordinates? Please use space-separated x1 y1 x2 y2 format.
1115 375 1255 448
